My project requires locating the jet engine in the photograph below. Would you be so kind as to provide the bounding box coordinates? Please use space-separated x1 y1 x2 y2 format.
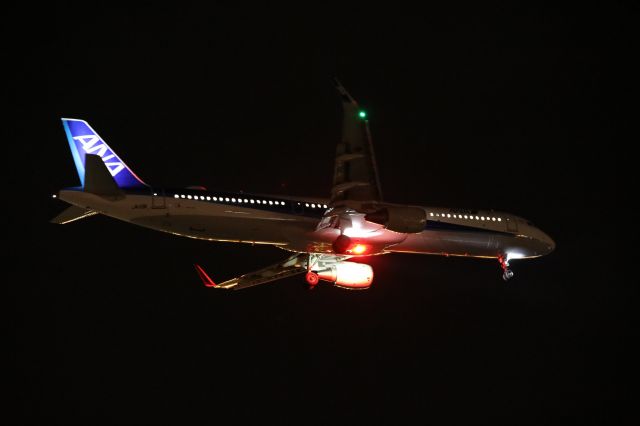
364 206 427 233
310 261 374 289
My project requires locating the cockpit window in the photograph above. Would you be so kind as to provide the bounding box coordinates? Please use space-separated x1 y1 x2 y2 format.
526 220 534 226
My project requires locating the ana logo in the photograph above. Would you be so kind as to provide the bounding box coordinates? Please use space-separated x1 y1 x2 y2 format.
73 135 125 177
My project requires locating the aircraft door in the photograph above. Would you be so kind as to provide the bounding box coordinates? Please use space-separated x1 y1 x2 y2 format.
151 188 166 209
506 217 518 232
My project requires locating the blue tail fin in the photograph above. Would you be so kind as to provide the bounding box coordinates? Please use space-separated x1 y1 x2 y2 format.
61 118 147 188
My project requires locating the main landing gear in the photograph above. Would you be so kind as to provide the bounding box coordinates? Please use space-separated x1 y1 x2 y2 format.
498 255 514 281
306 271 319 288
306 253 320 290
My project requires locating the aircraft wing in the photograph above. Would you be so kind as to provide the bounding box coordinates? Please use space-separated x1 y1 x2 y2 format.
331 79 383 205
194 253 307 290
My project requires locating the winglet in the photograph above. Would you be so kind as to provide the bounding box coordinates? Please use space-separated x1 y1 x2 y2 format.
333 77 358 106
194 264 217 287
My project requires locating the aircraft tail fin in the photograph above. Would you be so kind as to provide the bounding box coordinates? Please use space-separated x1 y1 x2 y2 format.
50 206 98 224
61 118 148 189
84 154 124 197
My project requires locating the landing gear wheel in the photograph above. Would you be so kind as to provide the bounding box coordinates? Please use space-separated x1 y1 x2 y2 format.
498 255 514 281
502 268 514 281
306 271 319 287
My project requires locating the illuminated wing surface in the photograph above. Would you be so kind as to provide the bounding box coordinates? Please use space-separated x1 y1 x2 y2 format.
196 253 307 290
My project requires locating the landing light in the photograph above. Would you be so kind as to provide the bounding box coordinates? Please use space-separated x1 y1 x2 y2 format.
352 244 368 254
52 194 57 198
507 252 525 261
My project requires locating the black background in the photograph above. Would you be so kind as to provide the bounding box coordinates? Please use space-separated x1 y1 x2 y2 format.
8 3 630 424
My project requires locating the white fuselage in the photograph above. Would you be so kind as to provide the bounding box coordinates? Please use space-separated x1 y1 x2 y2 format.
58 188 555 260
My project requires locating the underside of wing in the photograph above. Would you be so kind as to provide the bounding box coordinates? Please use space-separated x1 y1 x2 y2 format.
194 252 377 290
331 79 383 206
195 253 307 290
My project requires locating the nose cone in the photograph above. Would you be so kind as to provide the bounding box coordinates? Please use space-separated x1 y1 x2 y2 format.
541 231 556 254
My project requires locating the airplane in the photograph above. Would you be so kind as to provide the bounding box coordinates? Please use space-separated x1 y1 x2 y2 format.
52 80 555 290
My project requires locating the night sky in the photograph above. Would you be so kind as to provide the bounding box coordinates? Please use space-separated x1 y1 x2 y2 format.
9 4 629 424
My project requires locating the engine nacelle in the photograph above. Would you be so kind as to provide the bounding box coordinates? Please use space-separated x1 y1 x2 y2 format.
316 262 374 289
364 206 427 234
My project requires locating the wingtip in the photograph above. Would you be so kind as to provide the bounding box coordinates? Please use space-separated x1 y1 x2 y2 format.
332 78 357 105
194 263 217 287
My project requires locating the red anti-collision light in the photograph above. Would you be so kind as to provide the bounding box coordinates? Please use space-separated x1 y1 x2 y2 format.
351 244 368 255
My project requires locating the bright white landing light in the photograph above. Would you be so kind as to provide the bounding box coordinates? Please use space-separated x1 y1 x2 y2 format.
507 252 525 261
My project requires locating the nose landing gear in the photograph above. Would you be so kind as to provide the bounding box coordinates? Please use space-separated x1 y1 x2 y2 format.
498 255 514 281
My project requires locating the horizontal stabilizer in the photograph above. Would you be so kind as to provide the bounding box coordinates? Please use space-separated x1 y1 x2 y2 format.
50 206 98 224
